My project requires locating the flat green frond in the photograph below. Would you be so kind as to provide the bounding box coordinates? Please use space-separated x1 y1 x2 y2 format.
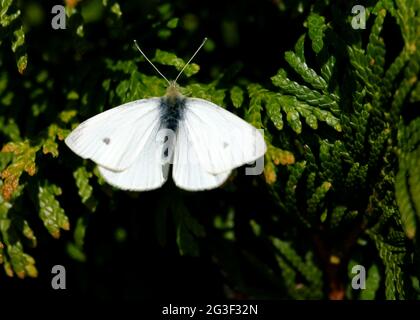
174 200 205 257
246 84 268 129
0 141 38 201
267 145 295 166
272 237 323 299
391 49 420 115
183 83 225 106
307 181 332 217
359 264 381 300
0 117 21 142
271 69 339 114
1 0 419 300
38 182 69 239
329 206 347 229
42 124 70 158
383 48 410 96
266 94 284 130
396 118 420 239
367 9 386 79
73 167 97 212
285 161 306 213
66 217 87 262
0 194 37 278
368 231 407 299
348 46 376 94
284 51 328 91
0 0 27 73
154 49 200 77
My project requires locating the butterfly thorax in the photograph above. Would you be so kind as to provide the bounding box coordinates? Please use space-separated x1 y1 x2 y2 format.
159 82 186 132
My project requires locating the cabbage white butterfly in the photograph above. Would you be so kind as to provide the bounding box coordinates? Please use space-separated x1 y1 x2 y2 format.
65 38 266 191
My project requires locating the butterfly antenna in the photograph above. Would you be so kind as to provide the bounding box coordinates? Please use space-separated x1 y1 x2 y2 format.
174 37 208 83
133 40 171 85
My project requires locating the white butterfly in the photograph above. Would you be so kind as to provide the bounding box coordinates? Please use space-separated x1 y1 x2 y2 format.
65 38 266 191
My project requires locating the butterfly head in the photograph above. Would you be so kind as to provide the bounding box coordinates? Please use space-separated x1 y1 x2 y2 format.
165 81 182 100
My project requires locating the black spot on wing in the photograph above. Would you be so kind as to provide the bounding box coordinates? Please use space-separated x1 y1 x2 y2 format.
103 137 111 145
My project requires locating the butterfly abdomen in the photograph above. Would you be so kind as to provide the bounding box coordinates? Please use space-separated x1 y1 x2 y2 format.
159 95 186 132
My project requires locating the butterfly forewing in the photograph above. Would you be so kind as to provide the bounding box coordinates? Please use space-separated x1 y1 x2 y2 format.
65 98 161 171
183 98 266 175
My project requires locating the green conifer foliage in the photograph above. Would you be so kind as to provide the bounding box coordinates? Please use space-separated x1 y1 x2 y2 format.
0 0 419 299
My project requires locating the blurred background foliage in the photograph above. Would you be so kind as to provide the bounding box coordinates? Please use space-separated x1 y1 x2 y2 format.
0 0 419 300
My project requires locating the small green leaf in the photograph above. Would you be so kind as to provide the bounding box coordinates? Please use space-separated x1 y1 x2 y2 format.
307 13 326 54
157 28 171 39
286 108 302 134
158 3 172 19
59 110 77 123
166 17 179 29
249 220 261 236
230 86 244 108
110 3 122 17
266 95 284 130
320 56 336 83
67 91 79 100
267 145 295 166
294 34 306 62
66 242 86 262
330 206 347 228
360 264 381 300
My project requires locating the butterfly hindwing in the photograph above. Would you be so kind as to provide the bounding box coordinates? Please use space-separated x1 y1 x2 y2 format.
97 123 169 191
172 120 230 191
